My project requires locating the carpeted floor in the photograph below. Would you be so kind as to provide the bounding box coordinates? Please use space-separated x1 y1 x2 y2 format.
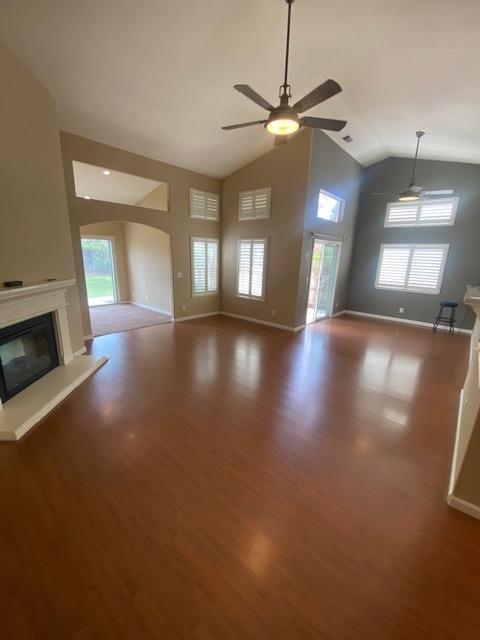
89 303 171 336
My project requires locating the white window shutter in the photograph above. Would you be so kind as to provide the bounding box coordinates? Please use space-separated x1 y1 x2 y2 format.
239 188 271 220
237 241 252 295
385 202 419 227
190 189 220 220
207 240 218 292
407 245 448 293
376 245 411 289
417 198 458 226
191 237 219 295
237 239 267 299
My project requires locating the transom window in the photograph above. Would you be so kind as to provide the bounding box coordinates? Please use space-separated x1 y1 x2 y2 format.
237 239 267 300
385 197 458 227
317 190 344 222
375 244 449 295
189 189 220 221
238 188 271 220
191 237 219 296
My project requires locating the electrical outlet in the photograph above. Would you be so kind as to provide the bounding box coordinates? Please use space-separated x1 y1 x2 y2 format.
399 307 404 314
272 309 276 317
177 272 183 279
335 302 339 309
182 304 186 311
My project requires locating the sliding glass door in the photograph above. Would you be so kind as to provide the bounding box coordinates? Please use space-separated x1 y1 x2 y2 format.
81 237 117 306
306 239 341 324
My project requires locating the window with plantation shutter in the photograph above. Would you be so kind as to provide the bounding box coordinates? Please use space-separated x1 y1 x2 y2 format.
191 237 218 296
237 239 267 299
189 188 220 221
385 197 458 227
238 188 271 220
375 244 449 294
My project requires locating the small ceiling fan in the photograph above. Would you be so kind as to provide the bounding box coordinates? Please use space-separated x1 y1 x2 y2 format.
222 0 347 145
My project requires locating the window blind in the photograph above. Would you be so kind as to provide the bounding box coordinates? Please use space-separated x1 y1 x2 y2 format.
238 188 271 220
385 197 458 227
189 189 220 220
237 239 267 299
376 244 449 294
191 237 218 295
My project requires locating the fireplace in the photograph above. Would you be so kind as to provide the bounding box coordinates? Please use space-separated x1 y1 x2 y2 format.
0 313 59 403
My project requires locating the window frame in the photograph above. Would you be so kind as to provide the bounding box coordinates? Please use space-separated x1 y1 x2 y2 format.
384 196 459 228
236 238 268 301
238 187 271 221
375 243 449 295
189 188 220 221
316 189 345 223
190 236 219 297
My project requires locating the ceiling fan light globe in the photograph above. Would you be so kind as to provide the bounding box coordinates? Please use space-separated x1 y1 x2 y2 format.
398 188 420 202
266 118 299 136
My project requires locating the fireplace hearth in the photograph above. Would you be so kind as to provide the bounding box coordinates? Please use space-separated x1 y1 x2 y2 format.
0 313 59 403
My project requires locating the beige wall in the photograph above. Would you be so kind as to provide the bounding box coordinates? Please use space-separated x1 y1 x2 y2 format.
221 130 312 328
124 222 172 314
135 182 169 211
61 132 221 337
80 221 130 303
0 38 83 352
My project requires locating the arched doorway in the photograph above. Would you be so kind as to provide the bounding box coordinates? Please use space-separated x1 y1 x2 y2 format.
79 221 173 336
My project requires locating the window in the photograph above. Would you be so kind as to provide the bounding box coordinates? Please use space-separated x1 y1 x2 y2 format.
191 237 219 295
237 239 267 299
81 236 117 306
317 190 344 222
385 197 458 227
375 244 449 295
239 188 271 220
189 189 220 221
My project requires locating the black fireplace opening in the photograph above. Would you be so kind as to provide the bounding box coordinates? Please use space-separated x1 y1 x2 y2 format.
0 313 59 403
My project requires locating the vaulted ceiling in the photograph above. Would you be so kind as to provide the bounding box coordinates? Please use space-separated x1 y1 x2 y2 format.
1 0 478 178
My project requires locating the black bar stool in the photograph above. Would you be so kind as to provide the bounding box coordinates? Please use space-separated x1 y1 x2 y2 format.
433 300 458 335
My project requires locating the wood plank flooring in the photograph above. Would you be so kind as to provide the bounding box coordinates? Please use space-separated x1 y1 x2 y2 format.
1 315 479 639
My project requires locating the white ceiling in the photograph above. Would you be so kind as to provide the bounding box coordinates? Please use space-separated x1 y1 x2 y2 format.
1 0 479 178
72 161 164 205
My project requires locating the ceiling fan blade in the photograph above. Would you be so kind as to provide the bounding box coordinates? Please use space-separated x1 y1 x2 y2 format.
274 136 289 146
301 116 347 132
234 84 274 111
222 119 268 130
293 79 342 113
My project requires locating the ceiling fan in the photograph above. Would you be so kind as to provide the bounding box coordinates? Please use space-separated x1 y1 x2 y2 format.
222 0 347 145
398 131 426 201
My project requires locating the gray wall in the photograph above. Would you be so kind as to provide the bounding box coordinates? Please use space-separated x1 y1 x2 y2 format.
294 131 363 326
347 157 480 329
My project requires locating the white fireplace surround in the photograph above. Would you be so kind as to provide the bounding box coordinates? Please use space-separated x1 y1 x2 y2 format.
0 279 106 440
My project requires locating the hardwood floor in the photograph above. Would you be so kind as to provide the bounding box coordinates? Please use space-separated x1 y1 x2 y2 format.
1 315 479 639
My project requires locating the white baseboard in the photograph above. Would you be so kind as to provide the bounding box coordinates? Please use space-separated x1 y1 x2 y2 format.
175 311 220 323
74 346 87 356
447 494 480 520
129 301 172 316
220 311 304 333
332 310 346 318
344 310 472 335
83 334 93 341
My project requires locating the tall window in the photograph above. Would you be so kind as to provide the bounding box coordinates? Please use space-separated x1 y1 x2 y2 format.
385 197 458 227
191 237 218 296
81 236 117 306
317 190 344 222
375 244 449 295
237 239 267 300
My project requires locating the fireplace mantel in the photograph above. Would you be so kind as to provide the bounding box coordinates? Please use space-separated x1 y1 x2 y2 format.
0 278 106 440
